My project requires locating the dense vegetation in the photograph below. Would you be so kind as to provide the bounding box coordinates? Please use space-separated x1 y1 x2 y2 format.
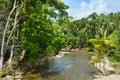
0 0 120 77
0 0 69 74
67 12 120 63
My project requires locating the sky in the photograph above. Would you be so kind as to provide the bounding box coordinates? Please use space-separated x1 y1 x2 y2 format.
62 0 120 19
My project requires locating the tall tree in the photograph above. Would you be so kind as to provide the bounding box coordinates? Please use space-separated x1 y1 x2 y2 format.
0 0 69 71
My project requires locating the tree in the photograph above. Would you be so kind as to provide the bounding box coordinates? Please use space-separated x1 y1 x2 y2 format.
88 30 117 74
19 0 69 62
0 0 69 72
0 0 25 71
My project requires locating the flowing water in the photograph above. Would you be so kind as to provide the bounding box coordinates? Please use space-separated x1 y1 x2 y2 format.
23 51 96 80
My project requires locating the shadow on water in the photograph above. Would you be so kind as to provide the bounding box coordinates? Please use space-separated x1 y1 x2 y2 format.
22 51 97 80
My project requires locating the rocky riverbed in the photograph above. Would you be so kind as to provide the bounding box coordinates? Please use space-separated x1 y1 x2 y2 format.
1 70 23 80
92 56 120 80
94 74 120 80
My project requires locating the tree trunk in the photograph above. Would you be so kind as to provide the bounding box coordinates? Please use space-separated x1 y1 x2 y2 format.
7 44 14 69
0 55 4 71
19 50 26 61
0 0 16 71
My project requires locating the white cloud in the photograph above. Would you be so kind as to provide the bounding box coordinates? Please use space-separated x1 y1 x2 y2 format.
67 0 120 19
80 2 88 9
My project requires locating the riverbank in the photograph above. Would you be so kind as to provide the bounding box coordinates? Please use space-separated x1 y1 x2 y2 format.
0 70 23 80
90 55 120 80
94 74 120 80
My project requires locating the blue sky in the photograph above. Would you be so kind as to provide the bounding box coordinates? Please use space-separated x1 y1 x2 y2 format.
62 0 120 19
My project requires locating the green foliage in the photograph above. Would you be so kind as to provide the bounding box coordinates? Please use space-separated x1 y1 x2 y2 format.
107 31 120 62
17 0 68 62
90 55 99 63
65 12 120 63
88 30 117 64
0 71 5 77
66 18 89 48
52 37 65 52
0 0 69 65
1 0 120 72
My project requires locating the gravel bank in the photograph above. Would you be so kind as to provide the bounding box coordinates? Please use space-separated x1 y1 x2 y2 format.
94 74 120 80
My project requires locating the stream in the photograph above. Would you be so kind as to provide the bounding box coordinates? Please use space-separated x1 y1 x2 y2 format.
23 51 96 80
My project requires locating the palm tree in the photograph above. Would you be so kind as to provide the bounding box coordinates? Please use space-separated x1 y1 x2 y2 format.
88 30 116 75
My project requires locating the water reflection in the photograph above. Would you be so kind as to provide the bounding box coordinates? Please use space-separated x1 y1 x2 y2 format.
44 52 96 80
23 51 96 80
48 57 74 74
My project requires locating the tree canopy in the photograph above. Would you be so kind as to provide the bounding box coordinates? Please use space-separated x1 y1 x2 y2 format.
0 0 120 77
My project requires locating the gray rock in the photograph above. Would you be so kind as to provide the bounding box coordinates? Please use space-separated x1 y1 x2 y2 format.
94 57 115 74
2 75 14 80
15 75 22 79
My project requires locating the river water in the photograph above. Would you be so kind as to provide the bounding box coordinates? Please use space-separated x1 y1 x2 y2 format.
23 51 96 80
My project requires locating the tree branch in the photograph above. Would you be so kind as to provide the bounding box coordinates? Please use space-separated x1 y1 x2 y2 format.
6 0 26 46
1 0 16 56
0 0 17 71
